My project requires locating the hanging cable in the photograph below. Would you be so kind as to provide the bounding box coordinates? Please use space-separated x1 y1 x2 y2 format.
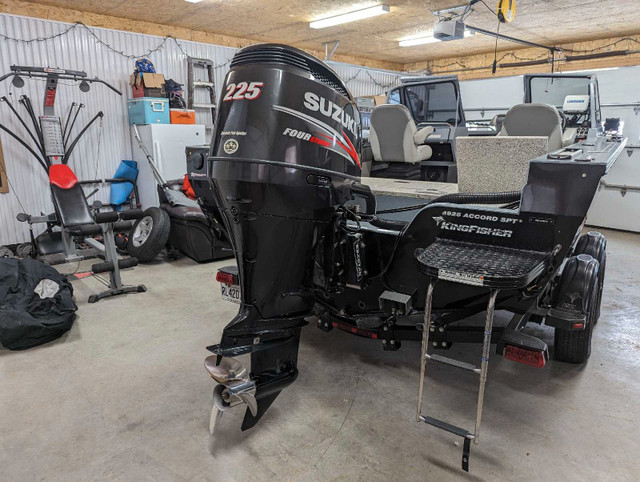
0 159 27 213
92 116 104 180
491 19 501 74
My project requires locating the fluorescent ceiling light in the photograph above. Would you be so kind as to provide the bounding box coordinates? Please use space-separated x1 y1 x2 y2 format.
310 4 390 29
399 36 439 47
399 30 473 47
185 0 203 3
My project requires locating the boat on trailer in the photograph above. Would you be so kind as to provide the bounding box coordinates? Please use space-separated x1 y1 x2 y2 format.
193 44 625 472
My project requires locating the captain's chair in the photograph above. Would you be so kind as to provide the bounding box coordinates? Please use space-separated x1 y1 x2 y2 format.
370 104 434 164
498 103 563 152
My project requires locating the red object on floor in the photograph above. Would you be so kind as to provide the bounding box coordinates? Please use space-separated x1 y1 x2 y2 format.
49 164 78 189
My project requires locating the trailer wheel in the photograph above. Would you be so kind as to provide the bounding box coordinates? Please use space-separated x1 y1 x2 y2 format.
554 274 598 364
593 256 605 323
127 207 171 263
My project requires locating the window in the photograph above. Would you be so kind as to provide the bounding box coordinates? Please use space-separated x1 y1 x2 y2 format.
387 89 400 105
404 82 459 124
529 77 590 112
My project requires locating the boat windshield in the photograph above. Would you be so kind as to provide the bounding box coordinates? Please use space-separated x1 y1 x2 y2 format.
529 76 590 112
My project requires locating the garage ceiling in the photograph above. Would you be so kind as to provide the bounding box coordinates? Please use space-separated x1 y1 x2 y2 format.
24 0 640 64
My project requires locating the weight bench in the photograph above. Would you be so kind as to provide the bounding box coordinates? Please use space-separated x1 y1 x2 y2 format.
20 164 146 303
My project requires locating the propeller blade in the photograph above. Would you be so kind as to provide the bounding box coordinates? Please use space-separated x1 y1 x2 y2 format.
209 404 223 435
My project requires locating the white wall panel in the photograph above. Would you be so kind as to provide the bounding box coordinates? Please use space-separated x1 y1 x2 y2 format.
459 75 523 122
0 14 404 245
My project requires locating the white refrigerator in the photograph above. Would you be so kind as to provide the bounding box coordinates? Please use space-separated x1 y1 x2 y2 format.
130 124 206 208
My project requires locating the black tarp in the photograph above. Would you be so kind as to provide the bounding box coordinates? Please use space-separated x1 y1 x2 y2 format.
0 258 77 350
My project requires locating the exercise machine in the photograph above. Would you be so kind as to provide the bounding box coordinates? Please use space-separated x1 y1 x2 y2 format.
0 65 146 302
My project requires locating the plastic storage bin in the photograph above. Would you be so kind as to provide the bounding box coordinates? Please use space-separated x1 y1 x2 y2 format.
127 97 170 125
170 109 196 124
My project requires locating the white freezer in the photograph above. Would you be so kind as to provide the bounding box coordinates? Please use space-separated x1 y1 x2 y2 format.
130 124 206 208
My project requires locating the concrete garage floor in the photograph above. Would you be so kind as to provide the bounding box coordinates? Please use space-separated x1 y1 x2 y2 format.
1 228 639 481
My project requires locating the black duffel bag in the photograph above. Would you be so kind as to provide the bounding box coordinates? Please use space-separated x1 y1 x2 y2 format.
0 258 77 350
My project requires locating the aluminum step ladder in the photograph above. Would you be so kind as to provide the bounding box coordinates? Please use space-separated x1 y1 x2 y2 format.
415 238 551 472
187 57 216 131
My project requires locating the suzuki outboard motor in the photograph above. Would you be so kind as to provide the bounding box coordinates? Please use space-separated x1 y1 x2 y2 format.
203 44 361 432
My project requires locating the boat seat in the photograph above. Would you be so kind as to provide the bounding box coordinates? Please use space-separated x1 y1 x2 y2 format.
370 104 433 164
498 103 563 152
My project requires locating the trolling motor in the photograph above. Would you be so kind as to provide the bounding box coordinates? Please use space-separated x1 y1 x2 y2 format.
201 44 363 431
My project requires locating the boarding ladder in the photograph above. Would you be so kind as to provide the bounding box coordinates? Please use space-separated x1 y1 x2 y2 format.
415 238 550 471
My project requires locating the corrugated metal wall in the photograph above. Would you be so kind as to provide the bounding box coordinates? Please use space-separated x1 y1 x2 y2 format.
0 13 404 245
330 62 403 97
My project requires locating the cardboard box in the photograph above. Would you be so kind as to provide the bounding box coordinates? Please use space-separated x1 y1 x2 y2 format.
130 72 165 98
372 95 387 106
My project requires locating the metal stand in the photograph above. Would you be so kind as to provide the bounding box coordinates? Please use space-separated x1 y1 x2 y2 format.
86 222 146 303
417 279 499 472
60 229 81 262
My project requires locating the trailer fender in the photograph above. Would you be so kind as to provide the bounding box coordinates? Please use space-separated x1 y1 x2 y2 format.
574 231 606 322
546 254 599 330
575 231 606 266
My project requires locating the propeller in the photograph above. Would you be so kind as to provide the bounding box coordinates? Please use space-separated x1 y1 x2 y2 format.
205 356 257 435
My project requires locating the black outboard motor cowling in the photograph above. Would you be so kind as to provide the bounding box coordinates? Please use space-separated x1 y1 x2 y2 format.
205 44 361 430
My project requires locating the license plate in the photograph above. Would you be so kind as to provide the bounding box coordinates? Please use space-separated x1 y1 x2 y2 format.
220 283 241 304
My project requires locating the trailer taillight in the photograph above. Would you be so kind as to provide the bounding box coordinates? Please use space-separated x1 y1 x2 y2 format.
332 321 378 339
216 271 237 285
504 345 547 368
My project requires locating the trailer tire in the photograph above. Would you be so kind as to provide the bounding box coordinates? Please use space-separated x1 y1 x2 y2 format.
594 257 605 322
127 207 171 263
554 273 598 364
